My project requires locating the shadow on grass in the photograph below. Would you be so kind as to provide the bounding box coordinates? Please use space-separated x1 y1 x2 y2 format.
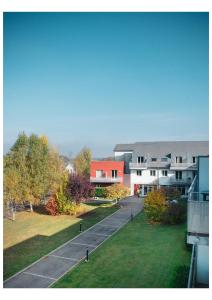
4 204 117 280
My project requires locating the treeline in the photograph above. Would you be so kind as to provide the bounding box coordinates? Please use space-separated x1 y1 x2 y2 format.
4 133 65 210
3 132 93 212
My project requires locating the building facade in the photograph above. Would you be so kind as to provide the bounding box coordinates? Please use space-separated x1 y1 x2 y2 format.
187 156 209 287
114 141 209 196
90 161 124 187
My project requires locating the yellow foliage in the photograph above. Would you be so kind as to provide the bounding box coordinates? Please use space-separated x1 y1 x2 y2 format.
105 183 130 200
144 189 167 222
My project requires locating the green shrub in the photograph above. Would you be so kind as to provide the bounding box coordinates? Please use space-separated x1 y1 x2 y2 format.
95 187 107 198
171 265 189 288
162 201 186 225
56 184 77 215
104 184 130 200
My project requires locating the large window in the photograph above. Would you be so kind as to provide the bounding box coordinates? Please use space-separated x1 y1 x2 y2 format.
96 170 104 178
150 170 156 176
112 170 118 178
175 171 182 180
161 157 168 162
137 156 144 163
176 156 182 163
137 170 142 176
162 170 168 176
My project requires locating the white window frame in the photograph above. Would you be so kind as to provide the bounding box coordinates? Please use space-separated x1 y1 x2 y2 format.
162 170 168 177
137 156 144 163
112 170 118 178
150 170 156 176
176 156 183 163
96 170 104 178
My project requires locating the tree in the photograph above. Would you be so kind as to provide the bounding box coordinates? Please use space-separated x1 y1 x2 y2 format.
66 174 94 205
104 184 130 200
3 132 66 211
74 147 92 177
144 189 167 222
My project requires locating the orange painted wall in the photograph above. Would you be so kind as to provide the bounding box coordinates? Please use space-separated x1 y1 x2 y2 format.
90 161 124 182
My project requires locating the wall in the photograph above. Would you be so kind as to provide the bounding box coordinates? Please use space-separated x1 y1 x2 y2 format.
198 156 209 192
90 161 124 182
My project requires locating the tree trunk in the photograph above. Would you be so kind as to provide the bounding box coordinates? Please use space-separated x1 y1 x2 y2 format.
30 202 33 212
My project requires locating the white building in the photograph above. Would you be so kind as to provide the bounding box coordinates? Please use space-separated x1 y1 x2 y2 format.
114 141 209 196
65 162 75 174
187 156 209 287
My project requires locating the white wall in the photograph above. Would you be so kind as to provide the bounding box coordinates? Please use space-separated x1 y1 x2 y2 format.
198 156 209 192
114 151 132 157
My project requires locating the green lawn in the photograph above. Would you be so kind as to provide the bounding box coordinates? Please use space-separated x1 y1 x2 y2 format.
3 203 117 280
53 212 191 288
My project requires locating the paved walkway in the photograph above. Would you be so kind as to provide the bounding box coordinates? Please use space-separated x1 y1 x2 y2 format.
4 196 143 288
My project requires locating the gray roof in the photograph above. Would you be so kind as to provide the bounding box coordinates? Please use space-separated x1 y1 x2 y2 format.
114 141 209 156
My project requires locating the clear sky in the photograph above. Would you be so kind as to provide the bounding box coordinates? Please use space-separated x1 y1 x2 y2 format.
4 12 209 157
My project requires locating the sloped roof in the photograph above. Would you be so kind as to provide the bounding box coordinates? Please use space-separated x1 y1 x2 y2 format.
114 141 209 156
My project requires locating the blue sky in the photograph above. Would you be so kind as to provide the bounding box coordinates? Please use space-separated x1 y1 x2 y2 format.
4 12 209 157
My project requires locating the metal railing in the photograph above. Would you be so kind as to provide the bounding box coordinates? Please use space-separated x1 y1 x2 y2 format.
170 177 192 185
129 162 148 169
187 244 197 288
90 177 122 183
170 163 197 170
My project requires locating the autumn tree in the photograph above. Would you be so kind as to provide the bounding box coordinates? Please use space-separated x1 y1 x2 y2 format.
74 147 92 177
144 189 167 222
3 132 66 211
66 174 94 205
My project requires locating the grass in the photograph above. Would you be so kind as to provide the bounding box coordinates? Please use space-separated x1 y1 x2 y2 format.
53 212 191 288
3 203 117 280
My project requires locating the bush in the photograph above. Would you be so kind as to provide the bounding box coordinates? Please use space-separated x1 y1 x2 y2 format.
104 184 130 200
95 187 107 198
162 201 186 225
66 174 94 204
161 186 181 201
171 265 189 288
56 188 75 214
144 189 167 222
45 196 59 216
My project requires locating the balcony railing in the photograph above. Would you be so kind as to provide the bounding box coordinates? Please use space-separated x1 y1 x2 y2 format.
187 244 197 288
170 163 197 170
187 198 209 235
90 177 122 183
129 163 148 169
170 177 192 185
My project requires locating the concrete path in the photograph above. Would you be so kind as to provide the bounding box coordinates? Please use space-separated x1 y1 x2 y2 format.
4 196 143 288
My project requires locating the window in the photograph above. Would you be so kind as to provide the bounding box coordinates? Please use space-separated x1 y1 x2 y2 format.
162 170 168 176
137 170 142 176
175 171 182 180
192 156 196 164
112 170 118 178
176 156 182 163
150 170 156 176
151 158 157 162
161 157 168 162
137 156 144 163
96 170 104 178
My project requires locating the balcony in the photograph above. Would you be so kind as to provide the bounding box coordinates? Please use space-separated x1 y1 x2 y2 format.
170 163 197 170
129 163 147 169
187 197 209 236
170 177 192 185
90 176 122 183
